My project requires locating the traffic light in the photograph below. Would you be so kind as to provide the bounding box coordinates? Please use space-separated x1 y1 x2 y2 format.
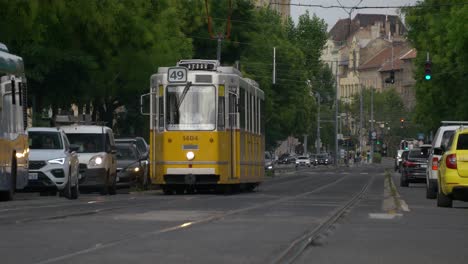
424 61 432 80
385 70 395 84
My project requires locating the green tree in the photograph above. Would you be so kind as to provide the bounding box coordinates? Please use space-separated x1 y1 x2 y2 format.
404 0 468 133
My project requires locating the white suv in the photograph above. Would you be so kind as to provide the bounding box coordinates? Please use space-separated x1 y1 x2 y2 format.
61 125 117 195
26 127 80 199
425 121 468 199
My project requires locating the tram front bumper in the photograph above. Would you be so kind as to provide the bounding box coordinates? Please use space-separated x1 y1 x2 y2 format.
164 174 220 185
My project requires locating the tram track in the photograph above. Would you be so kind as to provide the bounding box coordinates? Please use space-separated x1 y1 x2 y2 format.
1 167 331 225
33 173 350 264
272 173 375 264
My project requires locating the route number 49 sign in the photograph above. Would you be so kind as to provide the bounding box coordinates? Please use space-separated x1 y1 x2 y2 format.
168 67 187 83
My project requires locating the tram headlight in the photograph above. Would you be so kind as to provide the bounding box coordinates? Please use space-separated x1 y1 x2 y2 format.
186 151 195 161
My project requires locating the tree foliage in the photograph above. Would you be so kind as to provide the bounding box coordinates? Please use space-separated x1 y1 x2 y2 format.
404 0 468 132
0 0 334 148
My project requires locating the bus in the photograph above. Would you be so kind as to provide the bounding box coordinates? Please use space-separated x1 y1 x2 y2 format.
0 42 29 201
142 59 265 194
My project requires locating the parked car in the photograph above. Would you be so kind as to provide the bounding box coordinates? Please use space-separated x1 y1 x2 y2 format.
425 121 468 199
115 143 145 186
26 127 80 199
295 156 311 167
61 125 117 195
436 127 468 207
264 151 275 173
400 146 431 187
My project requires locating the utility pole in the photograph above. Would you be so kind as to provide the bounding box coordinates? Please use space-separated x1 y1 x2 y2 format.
273 47 276 85
359 84 363 154
316 92 321 155
370 87 374 163
205 0 232 63
216 34 223 62
335 61 339 165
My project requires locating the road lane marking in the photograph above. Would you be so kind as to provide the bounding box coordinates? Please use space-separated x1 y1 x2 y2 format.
368 213 403 219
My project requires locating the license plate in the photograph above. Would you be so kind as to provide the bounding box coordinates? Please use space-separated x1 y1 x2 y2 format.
28 173 38 180
421 164 427 168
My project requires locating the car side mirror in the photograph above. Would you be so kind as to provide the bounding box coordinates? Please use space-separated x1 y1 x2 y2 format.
69 144 80 152
109 145 117 154
433 147 444 156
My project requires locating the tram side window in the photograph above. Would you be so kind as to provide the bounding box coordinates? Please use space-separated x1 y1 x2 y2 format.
261 99 265 134
158 95 164 131
217 96 224 130
251 94 254 134
239 89 245 130
252 94 256 134
246 92 250 132
257 98 262 134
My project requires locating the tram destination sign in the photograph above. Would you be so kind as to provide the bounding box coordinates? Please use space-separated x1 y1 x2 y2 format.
168 67 188 83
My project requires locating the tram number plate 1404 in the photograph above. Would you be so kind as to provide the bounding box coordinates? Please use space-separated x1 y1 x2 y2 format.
168 67 187 83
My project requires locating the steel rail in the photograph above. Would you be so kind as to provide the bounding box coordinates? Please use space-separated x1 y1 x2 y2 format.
33 174 349 264
272 174 375 264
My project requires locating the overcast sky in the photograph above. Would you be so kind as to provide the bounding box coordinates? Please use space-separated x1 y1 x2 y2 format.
290 0 419 30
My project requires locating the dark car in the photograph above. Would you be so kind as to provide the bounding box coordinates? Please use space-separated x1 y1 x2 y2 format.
115 137 149 159
309 154 318 166
316 154 329 165
400 147 431 187
115 143 145 186
264 151 275 173
115 137 150 187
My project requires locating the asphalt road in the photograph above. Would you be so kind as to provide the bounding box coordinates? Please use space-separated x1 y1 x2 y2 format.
0 160 467 264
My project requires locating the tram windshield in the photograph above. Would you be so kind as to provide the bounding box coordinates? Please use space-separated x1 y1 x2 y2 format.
166 85 216 131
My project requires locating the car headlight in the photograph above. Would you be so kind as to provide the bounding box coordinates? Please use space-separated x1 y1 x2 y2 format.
48 157 65 165
89 155 104 167
125 166 140 172
267 165 273 170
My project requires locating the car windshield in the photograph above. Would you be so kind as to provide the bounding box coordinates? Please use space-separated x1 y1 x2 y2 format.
298 156 308 160
28 131 62 150
166 85 216 131
66 133 105 153
116 145 138 160
408 148 430 159
116 139 147 154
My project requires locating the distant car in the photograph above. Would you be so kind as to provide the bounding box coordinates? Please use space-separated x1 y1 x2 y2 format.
316 154 329 165
437 128 468 207
115 143 145 186
309 154 318 166
264 151 275 173
426 122 468 199
296 156 311 167
395 149 405 172
61 125 117 195
400 146 431 187
26 127 80 199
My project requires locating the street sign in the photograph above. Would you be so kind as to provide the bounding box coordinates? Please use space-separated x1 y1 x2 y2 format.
371 131 377 140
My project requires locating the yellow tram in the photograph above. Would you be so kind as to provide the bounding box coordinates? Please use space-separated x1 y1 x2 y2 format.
142 59 264 194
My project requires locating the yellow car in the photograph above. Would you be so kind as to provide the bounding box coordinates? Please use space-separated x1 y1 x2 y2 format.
437 128 468 207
